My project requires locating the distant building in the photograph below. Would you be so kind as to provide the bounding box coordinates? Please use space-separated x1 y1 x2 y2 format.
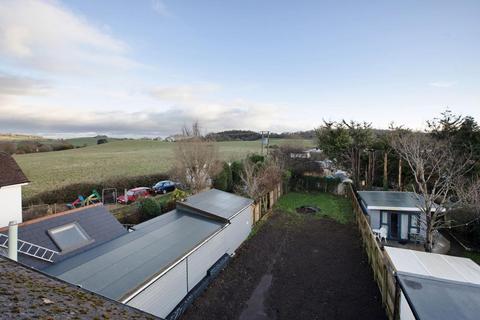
0 152 29 228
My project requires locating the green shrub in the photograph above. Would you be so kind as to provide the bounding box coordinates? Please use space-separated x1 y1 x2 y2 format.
213 162 233 192
231 161 244 189
248 154 265 164
138 198 160 219
171 189 188 202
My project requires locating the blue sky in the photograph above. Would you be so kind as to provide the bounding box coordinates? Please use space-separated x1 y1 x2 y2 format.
0 0 479 137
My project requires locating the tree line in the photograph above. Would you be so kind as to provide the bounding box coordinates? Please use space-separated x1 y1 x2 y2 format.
316 110 480 252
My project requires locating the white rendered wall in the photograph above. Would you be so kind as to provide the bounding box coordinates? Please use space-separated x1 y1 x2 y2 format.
400 292 416 320
127 259 188 319
369 210 381 229
0 184 23 228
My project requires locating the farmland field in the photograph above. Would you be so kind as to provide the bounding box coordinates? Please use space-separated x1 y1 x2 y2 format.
14 139 314 199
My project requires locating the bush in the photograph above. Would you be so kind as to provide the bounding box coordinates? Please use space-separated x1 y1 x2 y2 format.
17 142 37 154
24 172 169 205
51 142 74 151
231 161 244 189
138 198 160 219
0 142 17 154
213 162 233 192
248 154 265 164
97 139 108 145
171 189 188 202
38 144 53 152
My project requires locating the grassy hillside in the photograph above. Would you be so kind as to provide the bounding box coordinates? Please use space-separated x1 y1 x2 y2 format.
65 136 121 147
15 138 314 199
0 133 45 141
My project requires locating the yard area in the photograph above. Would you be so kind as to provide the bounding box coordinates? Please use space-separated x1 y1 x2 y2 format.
182 193 386 320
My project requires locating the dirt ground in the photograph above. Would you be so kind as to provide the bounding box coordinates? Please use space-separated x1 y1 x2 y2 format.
182 212 387 320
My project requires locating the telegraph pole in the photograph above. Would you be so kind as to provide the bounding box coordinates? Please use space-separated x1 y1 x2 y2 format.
260 131 270 156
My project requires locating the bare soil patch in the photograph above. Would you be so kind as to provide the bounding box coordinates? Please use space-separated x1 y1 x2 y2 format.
182 211 386 320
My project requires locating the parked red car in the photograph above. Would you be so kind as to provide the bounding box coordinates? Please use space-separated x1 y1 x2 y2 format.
117 187 152 204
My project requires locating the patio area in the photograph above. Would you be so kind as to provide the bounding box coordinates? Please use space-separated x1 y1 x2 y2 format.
377 232 451 254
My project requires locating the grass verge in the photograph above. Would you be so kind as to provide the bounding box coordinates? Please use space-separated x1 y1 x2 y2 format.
275 192 353 224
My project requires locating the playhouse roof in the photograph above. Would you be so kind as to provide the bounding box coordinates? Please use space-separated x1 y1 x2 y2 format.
357 191 438 212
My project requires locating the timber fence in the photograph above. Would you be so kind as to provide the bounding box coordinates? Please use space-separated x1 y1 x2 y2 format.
252 183 283 224
346 184 399 320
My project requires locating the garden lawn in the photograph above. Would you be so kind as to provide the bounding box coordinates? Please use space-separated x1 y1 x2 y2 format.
276 192 353 223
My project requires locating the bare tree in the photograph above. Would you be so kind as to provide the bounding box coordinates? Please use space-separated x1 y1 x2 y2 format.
455 176 480 225
171 122 221 194
239 158 261 200
239 155 284 200
390 131 471 252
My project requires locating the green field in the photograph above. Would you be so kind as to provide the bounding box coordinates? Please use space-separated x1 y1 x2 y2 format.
14 139 314 199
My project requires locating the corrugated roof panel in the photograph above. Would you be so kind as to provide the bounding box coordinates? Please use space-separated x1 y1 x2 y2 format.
385 247 480 285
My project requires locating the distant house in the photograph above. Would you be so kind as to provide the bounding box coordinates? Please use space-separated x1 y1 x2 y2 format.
290 151 311 159
358 191 432 243
0 152 29 228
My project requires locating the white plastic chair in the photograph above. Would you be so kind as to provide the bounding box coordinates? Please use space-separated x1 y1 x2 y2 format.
372 227 387 243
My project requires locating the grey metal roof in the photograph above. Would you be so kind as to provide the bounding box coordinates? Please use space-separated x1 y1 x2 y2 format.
0 205 127 270
181 189 253 220
44 209 225 301
397 272 480 320
357 191 425 210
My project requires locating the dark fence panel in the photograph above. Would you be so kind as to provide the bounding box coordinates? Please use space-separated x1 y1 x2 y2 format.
289 174 341 193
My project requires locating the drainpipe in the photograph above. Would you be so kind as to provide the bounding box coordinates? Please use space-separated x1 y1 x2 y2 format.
8 221 18 262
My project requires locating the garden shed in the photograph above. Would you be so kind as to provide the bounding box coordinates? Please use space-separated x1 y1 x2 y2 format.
358 191 431 242
385 246 480 320
45 189 253 319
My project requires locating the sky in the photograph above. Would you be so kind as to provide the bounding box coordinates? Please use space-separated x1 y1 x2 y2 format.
0 0 479 138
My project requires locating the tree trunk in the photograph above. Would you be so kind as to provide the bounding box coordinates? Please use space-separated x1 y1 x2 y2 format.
383 151 388 190
425 218 433 252
398 158 402 191
371 151 376 187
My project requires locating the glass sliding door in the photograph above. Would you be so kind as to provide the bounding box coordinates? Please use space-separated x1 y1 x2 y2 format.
400 214 409 240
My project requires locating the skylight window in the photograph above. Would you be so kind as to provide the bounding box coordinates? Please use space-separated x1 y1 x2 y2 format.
48 222 93 252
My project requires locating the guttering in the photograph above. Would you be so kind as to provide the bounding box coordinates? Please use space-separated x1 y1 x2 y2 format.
367 206 441 213
120 222 229 304
0 182 29 190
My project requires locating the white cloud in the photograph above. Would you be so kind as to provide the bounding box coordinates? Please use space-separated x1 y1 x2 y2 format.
0 72 49 96
149 84 220 102
0 101 284 137
429 81 457 88
151 0 170 16
0 0 137 73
